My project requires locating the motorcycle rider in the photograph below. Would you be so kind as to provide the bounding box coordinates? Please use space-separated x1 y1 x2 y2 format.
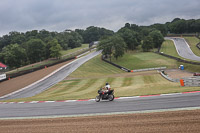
103 82 111 93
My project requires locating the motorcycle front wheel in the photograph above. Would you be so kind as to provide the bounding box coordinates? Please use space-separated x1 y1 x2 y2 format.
95 96 100 102
108 94 114 101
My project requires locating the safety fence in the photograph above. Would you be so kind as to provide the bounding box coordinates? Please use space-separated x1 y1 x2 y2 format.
182 77 200 87
160 70 200 86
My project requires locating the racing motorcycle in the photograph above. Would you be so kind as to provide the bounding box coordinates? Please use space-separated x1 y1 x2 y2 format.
95 88 114 102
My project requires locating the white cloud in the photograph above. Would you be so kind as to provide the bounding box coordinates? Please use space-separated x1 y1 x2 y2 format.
0 0 200 36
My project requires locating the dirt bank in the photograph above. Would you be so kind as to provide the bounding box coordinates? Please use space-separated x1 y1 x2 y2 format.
0 109 200 133
0 60 73 97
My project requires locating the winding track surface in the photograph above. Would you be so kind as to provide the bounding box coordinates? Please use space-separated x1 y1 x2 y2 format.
0 48 200 119
0 92 200 119
165 37 200 61
0 51 102 101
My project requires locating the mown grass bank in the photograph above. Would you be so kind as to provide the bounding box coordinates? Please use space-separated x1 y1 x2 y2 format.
110 51 177 70
7 71 200 102
5 54 200 102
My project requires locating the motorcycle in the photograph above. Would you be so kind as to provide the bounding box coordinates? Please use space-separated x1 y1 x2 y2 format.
95 88 115 102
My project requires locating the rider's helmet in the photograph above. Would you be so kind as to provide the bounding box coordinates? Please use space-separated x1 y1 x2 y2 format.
106 82 109 85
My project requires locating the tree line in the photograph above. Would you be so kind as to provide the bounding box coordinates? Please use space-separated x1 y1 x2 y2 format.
0 27 113 68
98 18 200 61
97 23 165 60
0 30 82 68
0 18 200 68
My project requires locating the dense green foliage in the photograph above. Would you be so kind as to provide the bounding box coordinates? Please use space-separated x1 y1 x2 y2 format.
0 18 199 68
75 26 114 43
0 30 83 68
98 18 200 56
118 28 141 50
97 35 126 60
142 36 153 52
168 18 200 34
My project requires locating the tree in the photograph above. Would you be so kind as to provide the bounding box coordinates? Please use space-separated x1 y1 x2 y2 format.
97 35 126 61
49 39 62 59
56 31 83 50
0 44 26 68
169 19 187 33
112 35 126 60
150 24 168 36
118 28 140 50
68 31 83 48
82 26 114 43
26 39 46 63
142 36 154 52
149 30 164 48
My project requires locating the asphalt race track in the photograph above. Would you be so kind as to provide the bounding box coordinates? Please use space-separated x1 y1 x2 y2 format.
0 92 200 119
166 37 200 61
0 50 102 101
0 45 200 119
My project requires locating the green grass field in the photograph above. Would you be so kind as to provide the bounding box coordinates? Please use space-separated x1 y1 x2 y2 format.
110 51 178 70
5 54 200 102
3 37 200 102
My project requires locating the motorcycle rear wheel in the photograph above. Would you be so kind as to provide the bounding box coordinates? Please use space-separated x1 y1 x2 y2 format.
95 96 100 102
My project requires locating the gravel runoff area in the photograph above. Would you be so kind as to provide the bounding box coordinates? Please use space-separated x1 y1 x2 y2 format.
0 109 200 133
165 69 193 79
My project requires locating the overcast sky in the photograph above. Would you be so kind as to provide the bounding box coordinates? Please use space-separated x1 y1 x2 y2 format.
0 0 200 36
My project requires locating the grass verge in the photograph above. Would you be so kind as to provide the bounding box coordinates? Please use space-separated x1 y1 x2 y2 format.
110 51 178 70
4 55 200 102
5 72 200 102
184 37 200 56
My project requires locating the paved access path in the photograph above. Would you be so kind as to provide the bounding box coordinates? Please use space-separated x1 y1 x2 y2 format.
166 37 200 61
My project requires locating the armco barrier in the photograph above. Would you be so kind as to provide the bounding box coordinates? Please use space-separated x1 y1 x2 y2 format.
133 67 167 72
160 71 179 82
